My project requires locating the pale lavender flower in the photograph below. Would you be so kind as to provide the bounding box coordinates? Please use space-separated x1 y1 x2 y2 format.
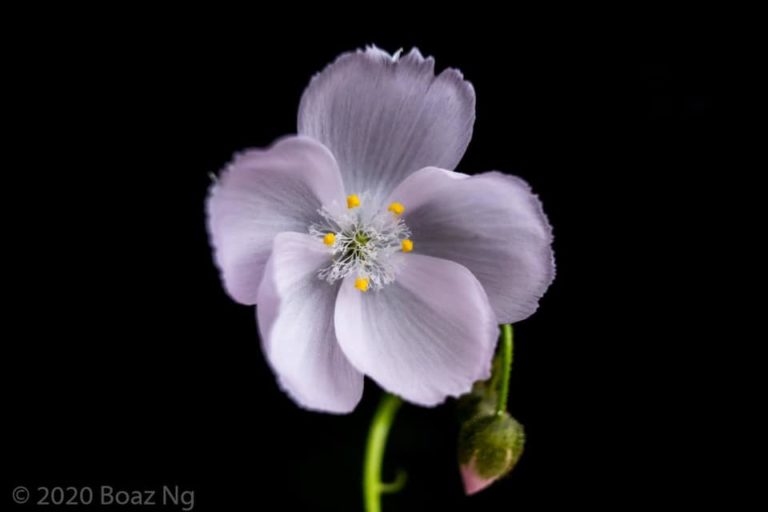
206 47 555 413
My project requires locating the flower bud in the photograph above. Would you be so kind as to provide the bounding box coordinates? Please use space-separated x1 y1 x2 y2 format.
458 413 525 495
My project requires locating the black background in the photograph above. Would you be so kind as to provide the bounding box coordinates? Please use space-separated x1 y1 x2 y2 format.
4 12 732 511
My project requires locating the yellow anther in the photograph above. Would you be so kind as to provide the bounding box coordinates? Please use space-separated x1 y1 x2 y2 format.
354 276 369 292
388 202 405 215
347 194 361 209
401 239 413 253
323 233 336 246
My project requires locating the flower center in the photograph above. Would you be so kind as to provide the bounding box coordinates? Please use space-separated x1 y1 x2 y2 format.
309 195 413 291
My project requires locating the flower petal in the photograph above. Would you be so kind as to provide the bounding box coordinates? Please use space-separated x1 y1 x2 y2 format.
334 253 498 407
298 46 475 209
207 136 345 305
257 232 363 413
388 168 555 323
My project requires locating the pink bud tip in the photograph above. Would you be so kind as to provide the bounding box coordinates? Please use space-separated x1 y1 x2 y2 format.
460 460 498 495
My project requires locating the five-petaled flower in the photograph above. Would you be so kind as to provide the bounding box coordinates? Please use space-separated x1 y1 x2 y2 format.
206 47 555 413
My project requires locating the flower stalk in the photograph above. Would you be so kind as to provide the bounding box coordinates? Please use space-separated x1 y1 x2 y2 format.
496 324 514 415
364 393 406 512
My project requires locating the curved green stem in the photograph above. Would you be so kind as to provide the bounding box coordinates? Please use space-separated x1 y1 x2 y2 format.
496 324 514 415
364 393 405 512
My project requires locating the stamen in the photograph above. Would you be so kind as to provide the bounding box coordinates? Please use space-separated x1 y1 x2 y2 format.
401 239 413 253
309 202 412 290
388 202 405 215
347 194 361 209
354 276 369 292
